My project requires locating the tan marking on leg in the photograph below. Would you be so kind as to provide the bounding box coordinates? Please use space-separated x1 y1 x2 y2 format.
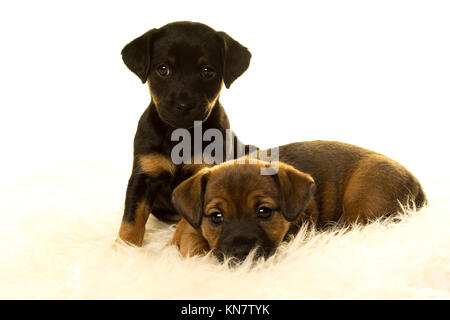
117 201 150 246
138 153 176 177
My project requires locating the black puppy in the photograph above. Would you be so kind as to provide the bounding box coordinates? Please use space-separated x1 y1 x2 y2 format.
117 21 252 246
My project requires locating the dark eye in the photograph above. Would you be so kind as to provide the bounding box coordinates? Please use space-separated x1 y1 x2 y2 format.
257 206 273 219
200 65 216 80
209 211 224 225
156 64 170 77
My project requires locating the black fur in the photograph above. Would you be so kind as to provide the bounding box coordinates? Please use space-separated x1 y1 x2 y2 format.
121 21 253 226
216 220 274 262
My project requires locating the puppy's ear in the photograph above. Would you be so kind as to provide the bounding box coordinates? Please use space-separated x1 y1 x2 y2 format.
273 162 316 222
218 32 252 89
172 168 210 229
121 29 157 83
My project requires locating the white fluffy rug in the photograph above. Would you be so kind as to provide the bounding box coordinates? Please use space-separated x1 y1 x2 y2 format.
1 161 449 300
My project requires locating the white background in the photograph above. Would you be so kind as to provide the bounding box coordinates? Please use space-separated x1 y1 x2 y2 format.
1 0 449 187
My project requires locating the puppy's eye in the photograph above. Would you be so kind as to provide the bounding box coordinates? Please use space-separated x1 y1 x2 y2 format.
200 66 216 80
209 211 224 225
156 64 170 77
257 207 273 219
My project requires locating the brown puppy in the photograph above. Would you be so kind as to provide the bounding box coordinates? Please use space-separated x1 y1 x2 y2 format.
169 141 427 261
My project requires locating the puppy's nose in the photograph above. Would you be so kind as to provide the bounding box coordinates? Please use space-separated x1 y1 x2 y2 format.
230 246 251 261
176 102 193 112
223 235 259 261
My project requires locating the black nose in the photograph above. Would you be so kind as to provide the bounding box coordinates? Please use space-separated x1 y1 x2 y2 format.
230 246 251 261
176 102 193 112
221 235 259 261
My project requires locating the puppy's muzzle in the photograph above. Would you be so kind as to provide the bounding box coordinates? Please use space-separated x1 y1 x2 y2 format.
217 234 262 262
175 102 194 112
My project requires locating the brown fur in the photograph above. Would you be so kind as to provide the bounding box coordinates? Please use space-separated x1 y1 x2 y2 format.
341 154 422 224
169 219 209 256
197 56 206 65
117 201 150 246
170 159 317 258
259 211 291 245
170 142 427 259
138 154 176 177
167 56 176 65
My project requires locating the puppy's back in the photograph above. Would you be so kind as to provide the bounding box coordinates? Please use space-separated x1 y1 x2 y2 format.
278 140 371 182
277 140 426 222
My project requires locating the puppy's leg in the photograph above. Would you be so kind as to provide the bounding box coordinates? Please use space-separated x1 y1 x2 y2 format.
169 218 210 257
117 171 150 246
342 155 425 225
118 153 176 246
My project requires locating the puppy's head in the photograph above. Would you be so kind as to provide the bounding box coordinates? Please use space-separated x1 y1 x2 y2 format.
121 21 251 128
172 160 315 262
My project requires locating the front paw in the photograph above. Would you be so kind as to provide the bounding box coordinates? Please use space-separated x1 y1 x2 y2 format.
168 219 210 257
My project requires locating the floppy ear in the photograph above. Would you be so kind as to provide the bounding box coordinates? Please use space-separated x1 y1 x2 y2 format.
121 29 157 83
172 169 210 229
218 31 252 89
273 162 316 222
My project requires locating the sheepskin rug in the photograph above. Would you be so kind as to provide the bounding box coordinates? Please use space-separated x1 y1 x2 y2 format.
1 160 449 300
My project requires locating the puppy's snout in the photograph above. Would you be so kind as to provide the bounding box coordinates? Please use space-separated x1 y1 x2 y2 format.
221 235 259 261
230 246 251 261
174 91 195 112
176 102 194 112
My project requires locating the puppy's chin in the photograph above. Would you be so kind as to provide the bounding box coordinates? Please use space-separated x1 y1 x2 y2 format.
156 104 214 129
